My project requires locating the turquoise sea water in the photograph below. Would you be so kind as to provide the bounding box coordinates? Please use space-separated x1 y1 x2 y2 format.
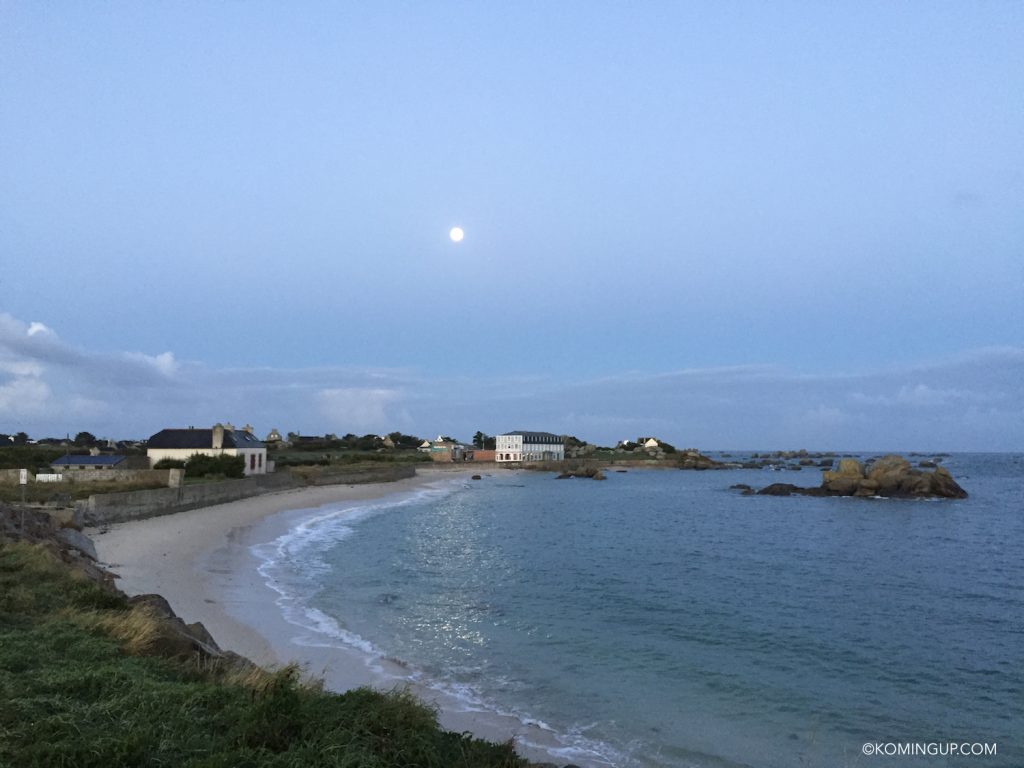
254 455 1023 767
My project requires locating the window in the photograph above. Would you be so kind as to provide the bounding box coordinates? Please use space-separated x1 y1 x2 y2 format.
250 454 256 471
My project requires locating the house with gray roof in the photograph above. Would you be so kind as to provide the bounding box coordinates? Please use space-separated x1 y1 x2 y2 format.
146 423 268 475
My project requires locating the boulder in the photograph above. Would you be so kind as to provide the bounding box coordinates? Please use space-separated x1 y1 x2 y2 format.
836 458 865 476
930 467 968 499
757 483 803 497
822 474 862 495
127 593 225 659
55 528 98 561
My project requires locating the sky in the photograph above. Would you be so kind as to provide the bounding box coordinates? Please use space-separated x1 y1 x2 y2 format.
1 2 1022 450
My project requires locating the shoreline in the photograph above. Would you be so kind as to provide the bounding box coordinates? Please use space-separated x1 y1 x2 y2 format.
89 466 600 767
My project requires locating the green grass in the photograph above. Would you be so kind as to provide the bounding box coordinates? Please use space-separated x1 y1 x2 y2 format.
0 541 527 768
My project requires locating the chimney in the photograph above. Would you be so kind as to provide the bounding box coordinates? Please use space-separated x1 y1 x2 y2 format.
212 423 224 451
243 423 253 434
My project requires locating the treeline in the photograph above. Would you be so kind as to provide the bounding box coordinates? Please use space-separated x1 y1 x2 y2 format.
0 445 67 471
283 432 423 451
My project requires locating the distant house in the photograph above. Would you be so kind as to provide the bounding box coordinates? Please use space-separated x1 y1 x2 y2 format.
495 431 565 463
423 436 467 462
146 423 268 475
51 454 127 470
638 437 661 449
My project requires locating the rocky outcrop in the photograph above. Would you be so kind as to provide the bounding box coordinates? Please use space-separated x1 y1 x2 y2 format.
126 593 254 668
676 451 725 470
556 467 606 480
754 455 967 499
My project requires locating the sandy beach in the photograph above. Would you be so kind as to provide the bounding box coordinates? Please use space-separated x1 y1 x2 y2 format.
89 465 583 766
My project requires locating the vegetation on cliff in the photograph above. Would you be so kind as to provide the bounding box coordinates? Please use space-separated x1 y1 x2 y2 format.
0 518 528 767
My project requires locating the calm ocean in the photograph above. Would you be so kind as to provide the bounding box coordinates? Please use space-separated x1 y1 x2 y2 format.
253 455 1023 767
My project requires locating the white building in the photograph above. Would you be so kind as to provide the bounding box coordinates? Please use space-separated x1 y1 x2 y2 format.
495 431 565 463
146 423 268 475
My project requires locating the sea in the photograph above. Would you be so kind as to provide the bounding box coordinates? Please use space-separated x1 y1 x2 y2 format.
252 454 1023 768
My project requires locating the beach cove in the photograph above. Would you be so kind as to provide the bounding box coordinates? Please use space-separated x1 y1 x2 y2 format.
88 466 589 767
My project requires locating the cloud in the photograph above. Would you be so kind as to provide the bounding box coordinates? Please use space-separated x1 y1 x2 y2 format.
0 376 51 417
125 351 179 377
850 384 969 408
316 388 406 434
26 321 54 337
802 405 849 427
0 311 1020 451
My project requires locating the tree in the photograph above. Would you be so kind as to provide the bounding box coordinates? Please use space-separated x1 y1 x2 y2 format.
13 432 29 446
74 431 98 447
387 432 422 449
472 431 496 450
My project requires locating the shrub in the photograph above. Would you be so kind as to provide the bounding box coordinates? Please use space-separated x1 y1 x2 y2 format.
153 458 186 469
184 453 245 479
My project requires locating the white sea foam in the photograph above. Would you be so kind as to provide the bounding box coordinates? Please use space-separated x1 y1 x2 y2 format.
251 477 461 666
248 473 627 768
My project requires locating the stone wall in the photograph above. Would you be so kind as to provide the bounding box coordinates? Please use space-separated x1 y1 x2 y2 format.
79 464 417 526
0 468 181 487
54 469 179 485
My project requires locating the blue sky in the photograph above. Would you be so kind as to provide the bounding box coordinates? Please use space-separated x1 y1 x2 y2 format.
1 2 1022 449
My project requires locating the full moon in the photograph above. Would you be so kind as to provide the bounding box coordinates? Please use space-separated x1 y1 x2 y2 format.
449 226 464 242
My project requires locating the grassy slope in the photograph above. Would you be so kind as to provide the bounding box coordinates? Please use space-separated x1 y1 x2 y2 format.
0 541 527 768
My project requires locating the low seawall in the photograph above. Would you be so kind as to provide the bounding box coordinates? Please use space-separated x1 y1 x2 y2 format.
79 465 417 526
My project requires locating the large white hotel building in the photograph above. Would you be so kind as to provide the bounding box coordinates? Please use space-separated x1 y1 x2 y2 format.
495 431 565 463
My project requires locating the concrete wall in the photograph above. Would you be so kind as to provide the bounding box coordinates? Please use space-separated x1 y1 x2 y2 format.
79 472 294 526
79 464 417 525
0 469 31 484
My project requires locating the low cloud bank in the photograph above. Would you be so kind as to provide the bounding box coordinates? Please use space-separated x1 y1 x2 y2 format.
0 313 1020 451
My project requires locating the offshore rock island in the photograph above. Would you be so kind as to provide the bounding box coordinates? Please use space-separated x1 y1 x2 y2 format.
751 454 969 499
